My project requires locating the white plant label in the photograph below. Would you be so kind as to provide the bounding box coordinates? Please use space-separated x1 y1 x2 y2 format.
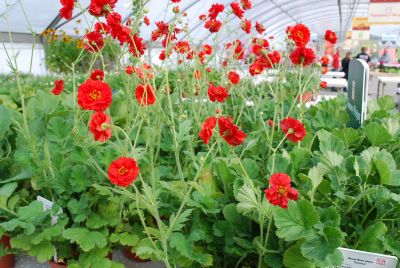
339 247 398 268
37 196 62 225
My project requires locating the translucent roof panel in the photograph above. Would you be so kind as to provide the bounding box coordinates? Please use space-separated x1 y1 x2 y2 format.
1 0 399 46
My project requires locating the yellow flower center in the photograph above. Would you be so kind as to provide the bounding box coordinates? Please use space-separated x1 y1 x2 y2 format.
89 90 102 100
278 186 288 197
118 166 128 175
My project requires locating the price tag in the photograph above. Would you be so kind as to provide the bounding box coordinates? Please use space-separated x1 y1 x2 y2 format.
339 247 398 268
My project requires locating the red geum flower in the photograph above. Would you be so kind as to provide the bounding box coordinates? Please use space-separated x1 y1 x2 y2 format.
77 79 112 111
125 66 135 75
241 19 251 34
143 16 150 26
128 34 147 57
280 117 306 143
289 46 316 66
174 40 191 54
194 69 202 80
89 0 117 16
202 44 213 55
205 19 222 33
106 12 122 39
289 23 311 47
231 2 244 18
268 119 275 127
255 21 265 34
108 157 139 187
208 4 225 20
264 173 299 208
51 80 64 95
249 63 264 76
321 56 329 65
94 22 110 34
89 111 112 142
90 69 104 81
171 0 181 2
199 14 207 20
208 83 229 103
135 84 156 106
59 0 74 20
241 0 252 10
199 116 217 144
320 81 328 88
325 30 337 44
173 6 180 13
83 31 104 52
218 116 247 146
227 71 240 85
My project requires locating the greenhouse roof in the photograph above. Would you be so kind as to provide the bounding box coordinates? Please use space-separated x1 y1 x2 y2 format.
0 0 399 45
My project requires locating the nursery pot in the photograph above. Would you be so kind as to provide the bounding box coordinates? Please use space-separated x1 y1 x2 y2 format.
0 235 16 268
300 91 314 103
48 253 112 268
122 247 150 263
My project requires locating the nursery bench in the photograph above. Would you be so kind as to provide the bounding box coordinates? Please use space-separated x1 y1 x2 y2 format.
321 71 345 78
320 77 348 91
376 76 400 99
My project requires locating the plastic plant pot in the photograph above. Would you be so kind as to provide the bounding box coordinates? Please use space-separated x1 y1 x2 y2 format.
0 235 16 268
48 252 112 267
122 247 150 263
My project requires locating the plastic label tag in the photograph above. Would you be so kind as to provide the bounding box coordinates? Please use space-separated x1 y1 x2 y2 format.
338 247 398 268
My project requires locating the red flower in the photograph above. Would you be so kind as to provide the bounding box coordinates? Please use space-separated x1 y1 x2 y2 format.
241 19 251 34
128 34 147 57
59 0 74 19
202 44 213 55
255 21 265 34
199 14 207 21
218 116 246 146
289 24 310 47
89 0 117 17
325 30 337 44
135 84 156 106
264 173 299 208
280 117 306 143
208 4 225 20
321 56 329 65
249 63 264 76
94 22 110 34
83 31 104 52
174 40 191 54
231 2 244 19
143 16 150 26
51 80 64 95
205 19 222 33
320 81 328 88
268 119 275 127
199 116 217 144
171 0 181 2
208 83 229 103
89 112 112 142
173 6 180 13
108 157 139 187
194 69 202 80
77 79 112 111
90 69 104 81
289 46 315 66
227 71 240 85
241 0 252 10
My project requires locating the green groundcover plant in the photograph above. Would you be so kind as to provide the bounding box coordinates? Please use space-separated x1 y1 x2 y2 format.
1 0 400 268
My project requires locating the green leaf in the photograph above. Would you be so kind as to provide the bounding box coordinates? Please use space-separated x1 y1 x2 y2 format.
308 166 325 193
383 118 400 136
46 117 72 142
373 150 399 186
236 184 258 216
63 228 107 252
242 158 260 179
0 105 12 138
177 120 192 143
364 122 392 146
301 227 343 262
317 130 346 154
273 200 319 241
383 235 400 257
283 242 315 268
169 209 193 233
377 95 396 110
332 128 362 148
28 240 55 263
357 222 387 253
110 232 140 247
320 207 340 227
0 183 18 208
31 225 63 244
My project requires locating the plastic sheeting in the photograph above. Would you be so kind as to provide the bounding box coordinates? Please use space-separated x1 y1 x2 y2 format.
2 0 399 45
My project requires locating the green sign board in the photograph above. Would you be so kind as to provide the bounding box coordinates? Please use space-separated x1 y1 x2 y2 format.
347 59 369 128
